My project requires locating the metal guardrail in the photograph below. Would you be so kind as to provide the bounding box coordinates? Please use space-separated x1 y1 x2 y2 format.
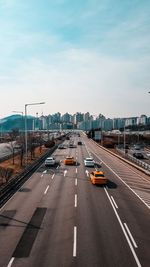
0 144 58 207
116 148 150 172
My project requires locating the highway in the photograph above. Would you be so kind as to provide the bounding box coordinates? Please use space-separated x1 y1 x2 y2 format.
0 132 150 267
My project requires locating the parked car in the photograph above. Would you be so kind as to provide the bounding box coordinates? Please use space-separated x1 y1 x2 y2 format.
133 152 144 159
84 157 95 167
45 157 56 166
90 171 107 185
64 156 75 165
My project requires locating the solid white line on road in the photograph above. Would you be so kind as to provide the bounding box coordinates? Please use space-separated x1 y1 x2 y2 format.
74 194 77 207
124 223 138 248
7 257 15 267
75 178 77 186
104 188 141 267
111 196 118 209
64 170 67 177
44 185 49 195
52 174 55 179
41 174 43 178
43 170 47 174
91 150 150 210
73 226 77 257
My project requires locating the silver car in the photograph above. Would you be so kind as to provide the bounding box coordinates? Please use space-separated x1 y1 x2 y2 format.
84 157 95 167
45 157 56 166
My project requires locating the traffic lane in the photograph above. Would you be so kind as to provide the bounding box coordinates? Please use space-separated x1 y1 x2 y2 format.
76 165 138 267
12 162 77 267
77 144 144 267
0 163 56 267
87 138 150 182
106 185 150 267
100 163 150 267
85 140 150 266
73 148 138 267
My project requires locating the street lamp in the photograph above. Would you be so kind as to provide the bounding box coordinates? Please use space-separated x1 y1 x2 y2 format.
123 124 126 152
25 102 45 165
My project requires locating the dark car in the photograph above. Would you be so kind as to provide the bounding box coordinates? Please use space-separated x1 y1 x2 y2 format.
78 141 82 145
133 152 144 159
69 143 75 148
58 144 65 149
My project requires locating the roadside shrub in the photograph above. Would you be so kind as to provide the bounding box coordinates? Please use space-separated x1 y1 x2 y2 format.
44 140 55 148
0 166 14 183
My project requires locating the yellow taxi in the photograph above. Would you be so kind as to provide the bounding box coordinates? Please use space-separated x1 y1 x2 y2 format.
64 156 75 165
90 170 107 185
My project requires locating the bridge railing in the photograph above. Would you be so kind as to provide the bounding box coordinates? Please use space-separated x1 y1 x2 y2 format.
116 147 150 172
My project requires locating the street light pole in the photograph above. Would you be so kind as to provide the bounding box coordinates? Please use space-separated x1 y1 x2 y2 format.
24 102 45 165
124 125 126 153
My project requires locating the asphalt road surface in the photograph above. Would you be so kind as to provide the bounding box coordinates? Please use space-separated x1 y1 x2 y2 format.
0 133 150 267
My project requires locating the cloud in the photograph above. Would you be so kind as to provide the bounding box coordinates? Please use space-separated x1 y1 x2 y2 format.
0 47 149 118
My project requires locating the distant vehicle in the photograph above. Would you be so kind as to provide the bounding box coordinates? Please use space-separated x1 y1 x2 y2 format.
90 171 107 185
77 141 82 145
133 145 141 150
69 143 74 148
45 157 56 166
64 156 75 165
84 157 95 167
133 152 144 159
58 144 65 149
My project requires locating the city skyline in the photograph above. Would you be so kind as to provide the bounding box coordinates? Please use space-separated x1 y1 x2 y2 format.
1 111 149 132
1 110 149 120
0 0 150 118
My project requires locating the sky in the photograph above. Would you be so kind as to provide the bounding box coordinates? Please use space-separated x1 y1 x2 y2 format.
0 0 150 119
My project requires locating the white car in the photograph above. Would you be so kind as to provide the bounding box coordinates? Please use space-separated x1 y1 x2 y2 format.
45 157 55 167
84 157 95 167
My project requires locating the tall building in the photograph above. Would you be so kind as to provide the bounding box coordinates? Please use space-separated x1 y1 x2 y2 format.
84 112 91 121
137 115 147 125
74 112 84 124
61 112 71 123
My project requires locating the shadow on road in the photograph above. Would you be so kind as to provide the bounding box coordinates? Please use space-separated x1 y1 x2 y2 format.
107 180 117 189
